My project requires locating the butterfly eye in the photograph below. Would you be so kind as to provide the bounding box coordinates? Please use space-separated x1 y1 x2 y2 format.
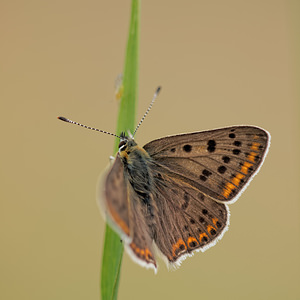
118 140 127 151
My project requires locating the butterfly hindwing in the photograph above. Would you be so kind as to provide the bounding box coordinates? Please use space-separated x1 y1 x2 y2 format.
144 126 270 203
126 185 157 270
151 170 229 266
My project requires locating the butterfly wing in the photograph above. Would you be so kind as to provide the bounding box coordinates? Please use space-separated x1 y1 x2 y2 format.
126 185 157 270
142 125 269 266
144 126 270 203
104 154 131 241
104 154 157 270
151 173 229 266
104 126 270 269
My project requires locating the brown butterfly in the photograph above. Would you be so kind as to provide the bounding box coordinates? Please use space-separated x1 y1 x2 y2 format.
58 87 270 272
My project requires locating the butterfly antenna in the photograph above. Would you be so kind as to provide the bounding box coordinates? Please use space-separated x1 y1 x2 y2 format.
57 116 122 139
133 86 161 137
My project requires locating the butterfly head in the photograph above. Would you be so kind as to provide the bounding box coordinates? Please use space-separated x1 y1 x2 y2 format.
118 132 137 154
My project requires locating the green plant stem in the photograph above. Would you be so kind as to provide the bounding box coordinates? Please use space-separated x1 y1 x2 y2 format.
100 1 140 299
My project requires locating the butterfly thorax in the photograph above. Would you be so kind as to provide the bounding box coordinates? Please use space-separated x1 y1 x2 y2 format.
118 138 155 214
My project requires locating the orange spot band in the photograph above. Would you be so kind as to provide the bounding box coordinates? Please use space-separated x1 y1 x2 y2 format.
108 206 130 235
172 238 187 257
212 218 219 226
187 236 198 247
199 232 208 242
232 173 245 186
223 182 236 198
251 142 260 151
131 243 155 264
247 151 257 162
241 161 253 174
207 225 216 234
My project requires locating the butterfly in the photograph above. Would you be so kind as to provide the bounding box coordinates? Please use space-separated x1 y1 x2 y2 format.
58 87 270 272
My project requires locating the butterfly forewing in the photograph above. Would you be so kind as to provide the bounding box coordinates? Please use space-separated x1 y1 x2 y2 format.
144 126 270 203
104 155 131 240
105 154 157 270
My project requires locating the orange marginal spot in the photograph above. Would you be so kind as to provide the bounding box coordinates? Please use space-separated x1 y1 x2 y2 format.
108 206 130 235
131 243 154 263
131 243 139 254
145 248 153 260
251 142 260 150
172 238 187 257
247 151 257 163
199 232 208 243
231 173 245 186
240 161 253 174
222 182 236 198
253 135 259 139
187 236 199 247
212 218 219 226
207 225 216 235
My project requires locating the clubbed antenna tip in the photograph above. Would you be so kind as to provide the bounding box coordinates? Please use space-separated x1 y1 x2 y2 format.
57 116 121 139
57 116 70 122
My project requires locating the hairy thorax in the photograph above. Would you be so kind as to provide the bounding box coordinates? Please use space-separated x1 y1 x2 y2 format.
119 139 155 209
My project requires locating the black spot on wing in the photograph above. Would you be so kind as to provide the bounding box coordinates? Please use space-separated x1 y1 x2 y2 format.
217 166 227 174
222 156 230 163
232 149 241 155
207 140 216 153
183 144 192 152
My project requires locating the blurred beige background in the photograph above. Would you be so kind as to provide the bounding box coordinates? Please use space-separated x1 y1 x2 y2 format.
1 1 299 299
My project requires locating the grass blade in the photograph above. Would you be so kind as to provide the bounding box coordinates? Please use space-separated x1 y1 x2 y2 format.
100 1 140 299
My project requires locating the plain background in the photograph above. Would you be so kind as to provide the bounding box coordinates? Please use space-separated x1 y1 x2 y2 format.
1 1 299 299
